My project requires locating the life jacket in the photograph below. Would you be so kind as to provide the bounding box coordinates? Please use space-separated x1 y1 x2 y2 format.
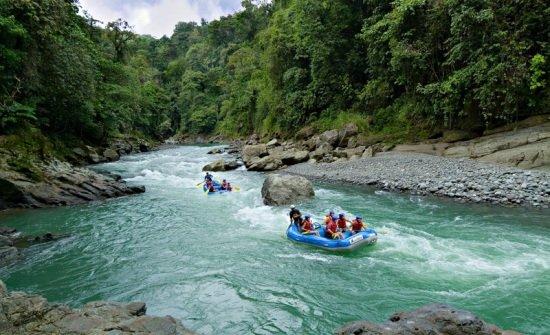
326 220 337 235
351 219 364 231
302 219 314 231
221 182 228 189
337 218 347 229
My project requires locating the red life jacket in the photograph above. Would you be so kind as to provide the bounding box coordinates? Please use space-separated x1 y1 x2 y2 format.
337 218 347 229
326 220 337 235
352 219 363 231
302 219 314 231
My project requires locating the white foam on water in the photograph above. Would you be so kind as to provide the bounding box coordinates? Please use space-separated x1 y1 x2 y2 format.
276 253 331 263
235 206 288 231
125 169 193 187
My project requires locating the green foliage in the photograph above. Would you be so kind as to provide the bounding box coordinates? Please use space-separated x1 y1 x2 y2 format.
0 0 173 143
1 0 547 144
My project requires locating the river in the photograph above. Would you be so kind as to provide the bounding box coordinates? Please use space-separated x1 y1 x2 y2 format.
1 146 549 334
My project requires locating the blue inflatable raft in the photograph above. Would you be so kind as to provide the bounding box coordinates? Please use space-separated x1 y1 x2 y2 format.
203 180 230 194
286 223 377 251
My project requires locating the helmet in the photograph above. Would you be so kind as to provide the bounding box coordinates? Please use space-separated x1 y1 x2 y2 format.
339 213 344 218
356 216 362 220
305 215 310 219
329 210 334 215
223 179 226 182
290 205 295 209
332 215 338 221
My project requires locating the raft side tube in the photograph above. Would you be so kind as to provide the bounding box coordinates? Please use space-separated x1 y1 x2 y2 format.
286 224 377 251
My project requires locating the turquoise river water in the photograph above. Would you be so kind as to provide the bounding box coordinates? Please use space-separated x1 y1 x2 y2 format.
1 146 549 334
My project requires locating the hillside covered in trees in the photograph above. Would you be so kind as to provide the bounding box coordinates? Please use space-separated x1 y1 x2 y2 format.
1 0 548 148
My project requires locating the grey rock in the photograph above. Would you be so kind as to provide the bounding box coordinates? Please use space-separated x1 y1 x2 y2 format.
0 160 145 209
248 155 283 171
103 148 120 162
0 282 196 335
266 138 280 148
0 247 19 266
242 144 268 167
202 159 241 172
319 129 339 147
207 148 224 155
261 174 315 206
335 304 519 335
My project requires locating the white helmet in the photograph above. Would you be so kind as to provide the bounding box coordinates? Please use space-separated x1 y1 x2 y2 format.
290 205 295 209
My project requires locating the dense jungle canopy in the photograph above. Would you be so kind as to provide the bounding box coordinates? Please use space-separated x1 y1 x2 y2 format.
1 0 548 145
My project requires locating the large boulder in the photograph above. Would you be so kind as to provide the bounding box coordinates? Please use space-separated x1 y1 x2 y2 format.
295 126 315 140
261 174 314 206
103 148 120 162
281 150 310 165
477 139 549 169
335 304 519 335
242 144 268 166
310 143 333 160
248 155 283 171
338 123 359 147
202 159 241 171
319 130 340 147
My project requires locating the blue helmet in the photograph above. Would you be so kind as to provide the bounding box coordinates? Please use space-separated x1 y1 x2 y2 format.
339 213 344 218
356 216 362 220
331 215 338 221
305 215 310 219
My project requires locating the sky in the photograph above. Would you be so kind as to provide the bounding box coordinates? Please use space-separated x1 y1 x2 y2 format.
79 0 244 38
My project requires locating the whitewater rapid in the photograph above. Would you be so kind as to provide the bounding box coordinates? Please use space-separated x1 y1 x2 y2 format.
1 145 548 334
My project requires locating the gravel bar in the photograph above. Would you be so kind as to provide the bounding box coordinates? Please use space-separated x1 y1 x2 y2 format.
285 152 550 208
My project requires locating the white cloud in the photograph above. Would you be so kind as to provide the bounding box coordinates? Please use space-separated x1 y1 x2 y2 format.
79 0 242 37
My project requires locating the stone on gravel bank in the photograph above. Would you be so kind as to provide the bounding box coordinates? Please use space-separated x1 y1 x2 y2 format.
335 304 519 335
285 152 550 208
0 160 145 209
0 280 195 335
261 174 315 206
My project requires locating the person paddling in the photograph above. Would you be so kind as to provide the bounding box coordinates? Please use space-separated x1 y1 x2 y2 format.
336 213 351 232
205 179 215 193
351 216 366 234
289 205 302 227
301 215 319 235
226 182 233 192
325 215 343 239
324 211 335 224
204 172 213 182
221 179 228 190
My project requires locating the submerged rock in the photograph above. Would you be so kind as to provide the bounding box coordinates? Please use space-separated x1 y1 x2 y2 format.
335 304 519 335
261 174 314 206
0 280 195 335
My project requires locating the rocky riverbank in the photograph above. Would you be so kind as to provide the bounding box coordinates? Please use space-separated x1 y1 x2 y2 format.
285 152 550 208
0 280 194 335
0 135 153 210
335 304 519 335
0 160 145 209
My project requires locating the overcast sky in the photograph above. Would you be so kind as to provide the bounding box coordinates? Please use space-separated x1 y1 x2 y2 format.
79 0 244 37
